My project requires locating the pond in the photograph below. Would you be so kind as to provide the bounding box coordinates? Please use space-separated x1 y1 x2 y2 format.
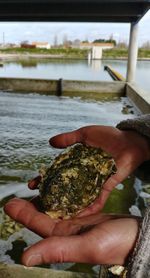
0 59 150 92
0 91 145 274
0 91 137 190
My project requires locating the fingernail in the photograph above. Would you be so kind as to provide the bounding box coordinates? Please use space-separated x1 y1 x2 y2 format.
26 254 42 266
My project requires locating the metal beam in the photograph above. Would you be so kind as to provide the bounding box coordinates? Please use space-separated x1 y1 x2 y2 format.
0 0 149 22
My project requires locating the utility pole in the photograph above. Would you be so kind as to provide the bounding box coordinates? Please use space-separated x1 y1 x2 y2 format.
3 32 5 46
54 34 58 47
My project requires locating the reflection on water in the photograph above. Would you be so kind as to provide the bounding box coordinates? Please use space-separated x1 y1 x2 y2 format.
0 59 111 81
20 59 38 68
0 59 150 92
88 59 102 71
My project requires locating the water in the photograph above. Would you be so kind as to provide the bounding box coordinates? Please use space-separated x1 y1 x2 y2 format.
0 91 137 189
0 91 141 210
0 91 143 270
0 59 111 82
0 59 150 92
106 60 150 92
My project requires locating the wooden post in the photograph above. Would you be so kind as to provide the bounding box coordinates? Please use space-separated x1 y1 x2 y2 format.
126 22 139 83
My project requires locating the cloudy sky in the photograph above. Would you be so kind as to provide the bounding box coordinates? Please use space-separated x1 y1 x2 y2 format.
0 9 149 46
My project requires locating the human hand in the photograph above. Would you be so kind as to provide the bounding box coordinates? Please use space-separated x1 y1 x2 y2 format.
47 125 149 215
4 197 140 267
28 125 150 216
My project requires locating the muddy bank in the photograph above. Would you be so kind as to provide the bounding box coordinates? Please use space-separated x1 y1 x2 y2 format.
0 53 64 61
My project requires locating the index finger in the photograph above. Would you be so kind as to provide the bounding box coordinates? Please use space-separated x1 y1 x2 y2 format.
4 198 59 238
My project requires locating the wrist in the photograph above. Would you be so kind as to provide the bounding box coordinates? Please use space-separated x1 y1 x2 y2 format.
116 115 150 142
116 116 150 162
121 130 150 163
122 130 150 162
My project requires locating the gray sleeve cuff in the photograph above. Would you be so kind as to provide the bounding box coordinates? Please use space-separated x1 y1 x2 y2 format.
116 114 150 140
116 114 150 182
117 116 150 275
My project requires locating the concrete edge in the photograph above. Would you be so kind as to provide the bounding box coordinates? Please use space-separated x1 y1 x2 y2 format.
0 263 97 278
0 77 126 99
126 83 150 114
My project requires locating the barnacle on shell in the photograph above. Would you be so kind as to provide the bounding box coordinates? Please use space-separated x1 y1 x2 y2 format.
38 144 116 219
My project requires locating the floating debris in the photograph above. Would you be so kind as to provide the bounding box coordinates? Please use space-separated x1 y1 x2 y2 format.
108 265 127 277
0 210 23 240
129 205 142 217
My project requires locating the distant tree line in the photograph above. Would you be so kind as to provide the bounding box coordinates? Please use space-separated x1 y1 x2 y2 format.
53 33 150 49
92 39 116 46
19 36 150 50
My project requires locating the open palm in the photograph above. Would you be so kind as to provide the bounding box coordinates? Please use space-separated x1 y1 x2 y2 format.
48 125 150 215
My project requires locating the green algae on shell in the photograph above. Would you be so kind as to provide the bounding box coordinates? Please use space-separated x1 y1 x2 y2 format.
38 144 116 219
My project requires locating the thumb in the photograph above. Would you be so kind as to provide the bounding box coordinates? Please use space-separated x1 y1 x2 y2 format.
49 129 82 148
22 235 89 266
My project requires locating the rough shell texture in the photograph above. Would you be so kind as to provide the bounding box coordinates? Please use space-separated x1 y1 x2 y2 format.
39 144 116 219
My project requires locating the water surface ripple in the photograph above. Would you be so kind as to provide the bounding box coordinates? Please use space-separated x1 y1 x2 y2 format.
0 91 136 197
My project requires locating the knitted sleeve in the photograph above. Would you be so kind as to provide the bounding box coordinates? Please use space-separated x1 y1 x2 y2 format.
116 114 150 182
116 114 150 140
127 207 150 277
117 114 150 277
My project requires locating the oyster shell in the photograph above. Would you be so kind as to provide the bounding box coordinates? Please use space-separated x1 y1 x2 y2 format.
38 144 116 219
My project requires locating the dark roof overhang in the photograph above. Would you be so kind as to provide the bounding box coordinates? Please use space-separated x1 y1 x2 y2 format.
0 0 149 23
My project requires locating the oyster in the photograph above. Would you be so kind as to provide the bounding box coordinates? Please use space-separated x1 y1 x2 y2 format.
38 144 116 219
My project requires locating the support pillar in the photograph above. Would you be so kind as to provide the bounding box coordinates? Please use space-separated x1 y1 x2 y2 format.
92 46 102 59
126 22 139 83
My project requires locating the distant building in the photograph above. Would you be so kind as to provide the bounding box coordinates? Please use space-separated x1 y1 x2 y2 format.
20 43 35 49
6 43 17 48
71 39 81 48
80 42 114 60
80 42 114 50
0 43 18 48
32 42 51 49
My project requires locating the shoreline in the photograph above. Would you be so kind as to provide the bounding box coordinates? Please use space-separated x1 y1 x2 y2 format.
0 53 150 62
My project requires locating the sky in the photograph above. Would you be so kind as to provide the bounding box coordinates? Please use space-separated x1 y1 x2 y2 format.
0 10 150 46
